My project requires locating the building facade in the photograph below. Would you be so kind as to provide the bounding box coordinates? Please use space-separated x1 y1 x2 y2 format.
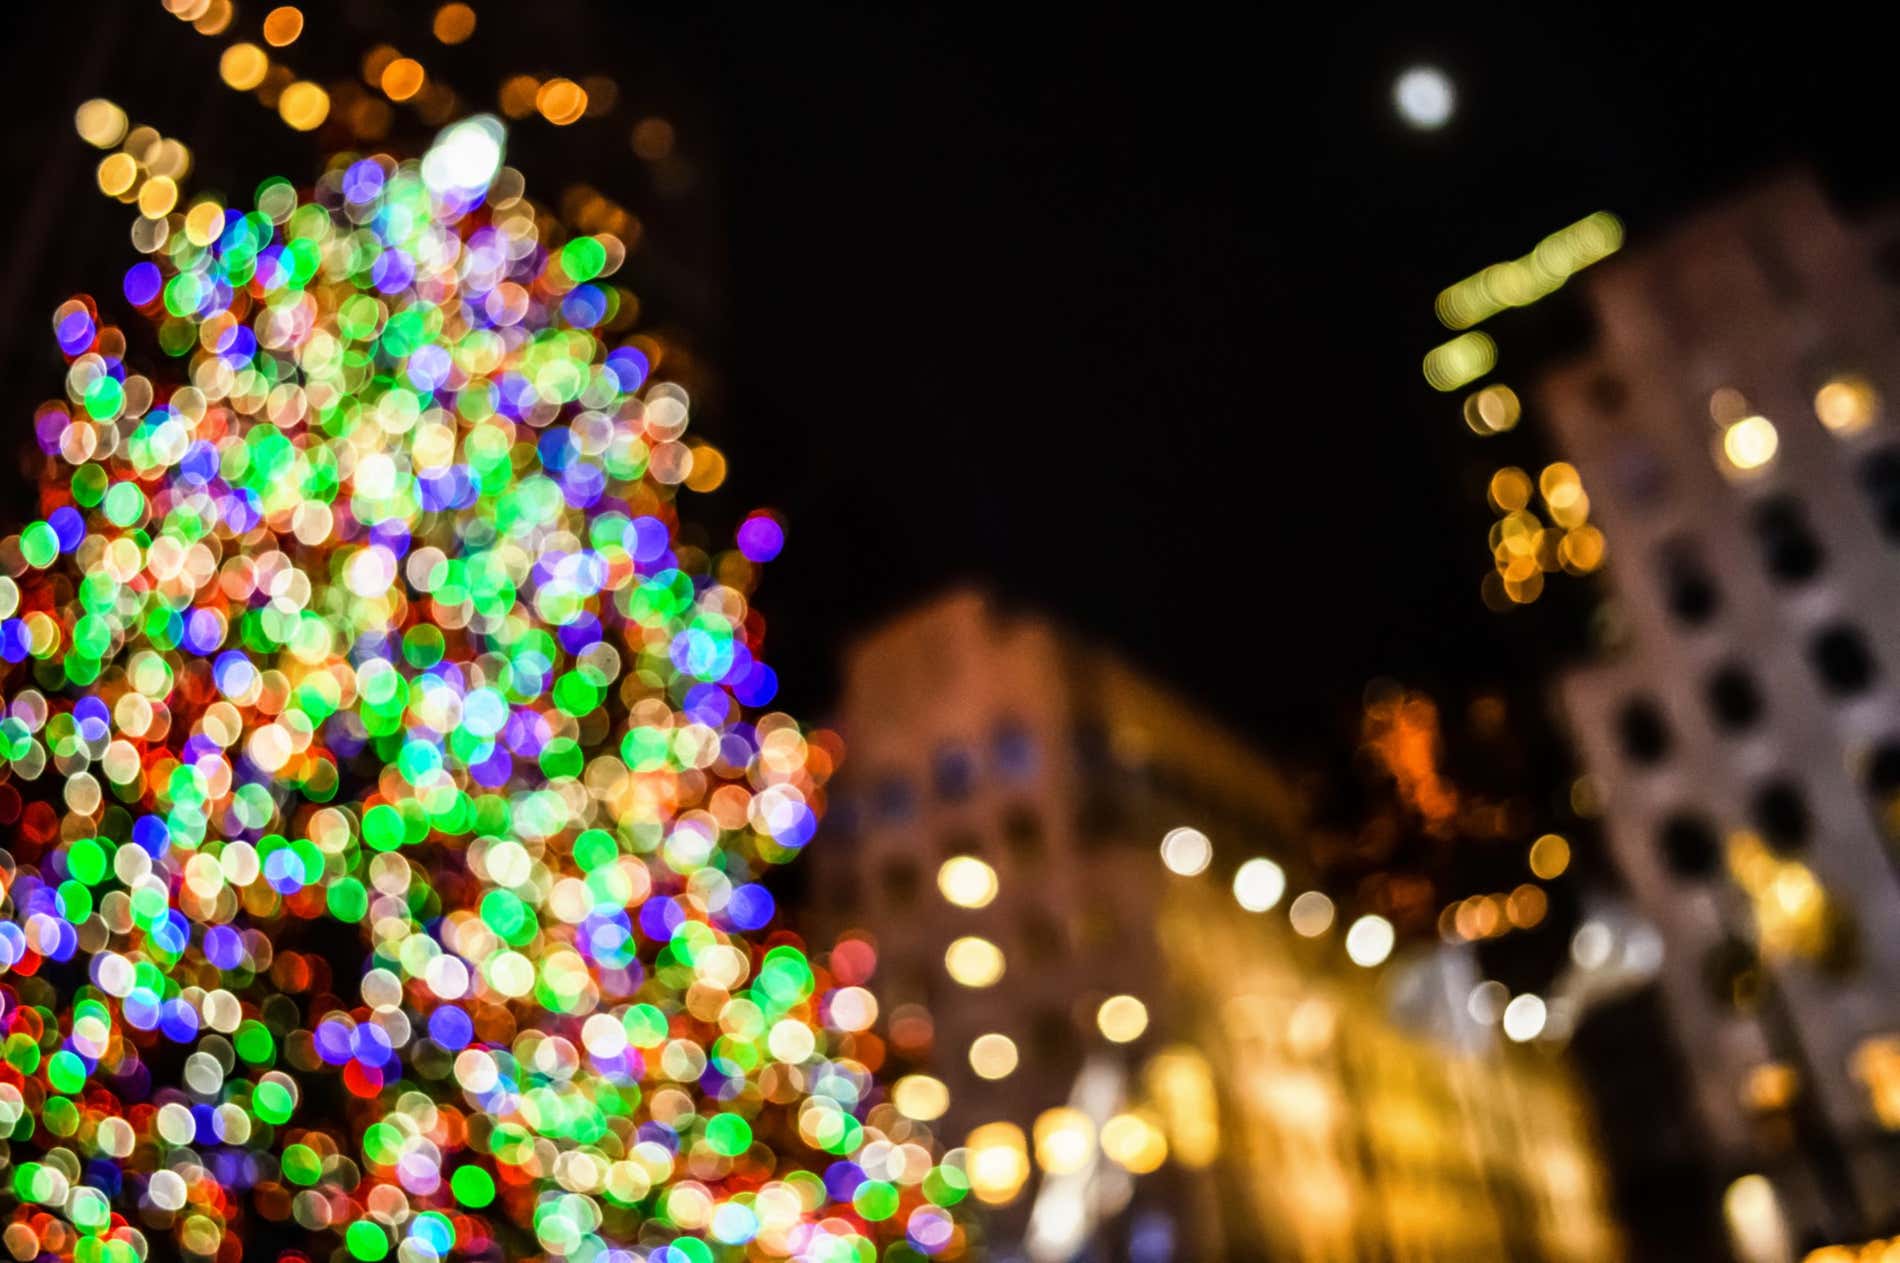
813 590 1620 1260
1542 174 1900 1251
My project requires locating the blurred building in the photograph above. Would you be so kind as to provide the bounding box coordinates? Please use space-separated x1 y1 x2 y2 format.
813 590 1621 1261
1540 174 1900 1253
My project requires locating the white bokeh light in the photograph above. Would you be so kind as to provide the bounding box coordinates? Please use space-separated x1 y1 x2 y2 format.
1232 857 1287 912
1160 826 1213 876
1344 914 1396 967
1394 66 1455 130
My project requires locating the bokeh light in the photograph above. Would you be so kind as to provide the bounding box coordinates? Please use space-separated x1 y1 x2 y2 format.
1289 891 1337 937
1393 66 1455 130
969 1033 1019 1079
1344 914 1396 967
1232 856 1286 911
937 855 998 908
1160 825 1212 876
1096 994 1150 1043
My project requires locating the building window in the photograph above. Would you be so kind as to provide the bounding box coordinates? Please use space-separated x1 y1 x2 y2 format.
1810 623 1878 696
1751 495 1825 584
993 720 1038 780
932 745 975 801
1657 539 1720 626
1660 812 1720 879
881 858 919 906
872 774 917 823
1616 697 1673 766
1706 663 1764 732
1002 804 1044 862
1750 779 1810 850
1860 446 1900 541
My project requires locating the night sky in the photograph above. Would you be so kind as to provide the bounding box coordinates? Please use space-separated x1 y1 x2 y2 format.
2 3 1895 750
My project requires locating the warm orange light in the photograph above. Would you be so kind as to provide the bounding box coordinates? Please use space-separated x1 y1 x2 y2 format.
381 57 427 102
432 2 477 44
261 5 303 46
537 78 589 126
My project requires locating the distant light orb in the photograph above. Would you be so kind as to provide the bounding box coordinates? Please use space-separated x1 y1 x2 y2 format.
1160 826 1212 876
1344 914 1396 967
1394 66 1455 130
1096 994 1149 1044
423 113 506 200
1232 857 1287 912
937 856 998 909
1502 993 1548 1043
1288 891 1336 938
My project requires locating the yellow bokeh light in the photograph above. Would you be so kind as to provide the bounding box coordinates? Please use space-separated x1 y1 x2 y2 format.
1100 1111 1169 1174
382 57 427 102
74 99 128 149
684 444 727 493
137 176 179 219
966 1122 1030 1205
1815 375 1879 436
936 856 998 909
433 2 477 43
279 81 331 131
1096 994 1149 1043
943 936 1004 988
193 0 234 34
1488 466 1531 512
537 78 589 126
262 5 304 46
96 153 139 199
1723 414 1779 473
1422 331 1497 392
1529 833 1571 880
1558 524 1606 575
1032 1107 1096 1176
968 1033 1018 1080
1464 383 1522 435
220 43 270 91
184 202 226 248
1144 1046 1220 1167
891 1074 949 1122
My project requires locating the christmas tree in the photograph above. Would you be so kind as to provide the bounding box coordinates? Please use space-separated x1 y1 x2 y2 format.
0 114 969 1263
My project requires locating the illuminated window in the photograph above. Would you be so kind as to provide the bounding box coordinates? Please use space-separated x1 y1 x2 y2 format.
993 720 1037 779
1657 539 1720 626
1706 663 1764 732
1750 779 1810 851
1859 446 1900 541
1751 495 1824 584
1810 623 1877 696
1660 812 1719 880
932 745 974 800
1616 697 1672 766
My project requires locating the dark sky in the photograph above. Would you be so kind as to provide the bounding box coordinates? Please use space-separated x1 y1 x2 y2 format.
2 3 1893 750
